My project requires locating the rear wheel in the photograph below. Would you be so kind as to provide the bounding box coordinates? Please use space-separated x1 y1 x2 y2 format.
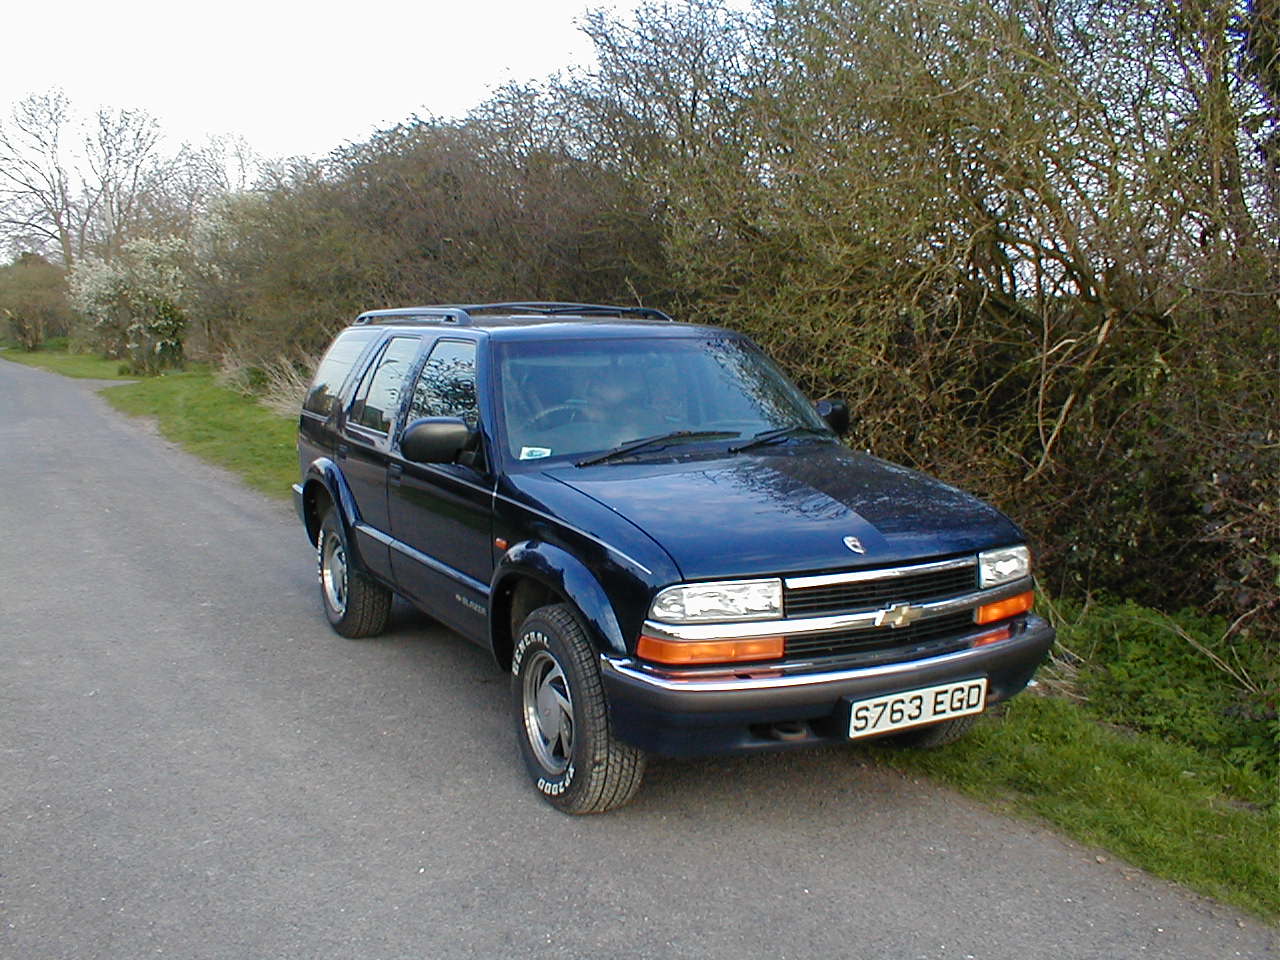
512 604 646 813
317 507 391 638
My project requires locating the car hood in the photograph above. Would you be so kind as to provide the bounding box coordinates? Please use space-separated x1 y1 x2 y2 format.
540 444 1023 581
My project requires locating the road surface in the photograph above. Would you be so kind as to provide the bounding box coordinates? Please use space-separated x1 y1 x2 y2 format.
0 359 1273 959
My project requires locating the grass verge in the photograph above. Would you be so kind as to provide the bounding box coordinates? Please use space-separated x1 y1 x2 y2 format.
0 345 135 379
876 692 1278 920
103 371 296 499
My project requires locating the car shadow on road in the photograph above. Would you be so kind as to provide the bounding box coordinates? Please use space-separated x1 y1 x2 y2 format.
362 598 913 824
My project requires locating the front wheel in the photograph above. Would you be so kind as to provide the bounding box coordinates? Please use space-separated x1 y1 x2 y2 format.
885 713 979 749
316 507 391 638
511 604 646 813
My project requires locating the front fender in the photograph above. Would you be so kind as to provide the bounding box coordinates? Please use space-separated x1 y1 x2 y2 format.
491 541 627 658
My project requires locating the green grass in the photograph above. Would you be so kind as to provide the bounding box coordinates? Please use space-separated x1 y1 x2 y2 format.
103 371 296 499
1056 599 1277 799
876 693 1279 920
0 345 135 379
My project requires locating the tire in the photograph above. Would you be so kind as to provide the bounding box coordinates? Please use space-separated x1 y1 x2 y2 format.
511 604 646 813
316 507 391 638
885 712 979 749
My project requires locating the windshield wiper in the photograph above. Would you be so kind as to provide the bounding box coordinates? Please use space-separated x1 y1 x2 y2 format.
576 430 740 467
728 425 831 453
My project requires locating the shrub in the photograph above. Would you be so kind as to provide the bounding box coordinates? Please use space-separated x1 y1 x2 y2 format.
68 237 191 374
1056 599 1278 800
0 252 73 351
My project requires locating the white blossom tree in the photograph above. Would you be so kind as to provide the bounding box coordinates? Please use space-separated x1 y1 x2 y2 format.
68 236 190 372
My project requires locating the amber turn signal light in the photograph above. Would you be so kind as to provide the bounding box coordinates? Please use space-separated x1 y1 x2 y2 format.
636 634 785 665
975 590 1034 625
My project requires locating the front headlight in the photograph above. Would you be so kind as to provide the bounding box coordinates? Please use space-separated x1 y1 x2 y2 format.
649 578 783 623
978 545 1031 587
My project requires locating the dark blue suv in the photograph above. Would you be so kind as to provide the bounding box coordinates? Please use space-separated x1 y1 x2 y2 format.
294 303 1054 812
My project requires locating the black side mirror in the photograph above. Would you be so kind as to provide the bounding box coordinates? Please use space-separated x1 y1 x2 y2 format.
401 417 473 464
815 398 850 437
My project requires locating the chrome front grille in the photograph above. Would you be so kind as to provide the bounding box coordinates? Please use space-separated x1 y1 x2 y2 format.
783 611 975 661
783 558 977 618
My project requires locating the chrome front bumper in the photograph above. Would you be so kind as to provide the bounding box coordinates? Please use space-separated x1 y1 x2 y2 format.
600 614 1055 756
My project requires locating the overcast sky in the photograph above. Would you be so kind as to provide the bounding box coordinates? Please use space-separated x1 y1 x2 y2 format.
0 0 645 160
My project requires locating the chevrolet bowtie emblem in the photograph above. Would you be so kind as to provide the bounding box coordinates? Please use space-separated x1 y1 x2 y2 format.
876 602 923 629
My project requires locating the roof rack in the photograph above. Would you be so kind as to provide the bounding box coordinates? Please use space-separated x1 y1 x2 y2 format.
463 302 674 322
354 306 471 325
353 301 673 325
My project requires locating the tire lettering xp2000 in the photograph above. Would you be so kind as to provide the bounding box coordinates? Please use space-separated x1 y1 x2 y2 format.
511 604 645 814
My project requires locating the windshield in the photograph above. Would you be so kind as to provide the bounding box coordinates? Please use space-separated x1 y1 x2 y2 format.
495 335 830 463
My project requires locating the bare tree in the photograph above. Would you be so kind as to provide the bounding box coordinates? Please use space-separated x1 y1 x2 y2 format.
83 105 165 260
0 91 83 265
0 90 242 266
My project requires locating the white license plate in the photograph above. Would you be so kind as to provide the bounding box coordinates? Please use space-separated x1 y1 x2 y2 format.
847 678 987 739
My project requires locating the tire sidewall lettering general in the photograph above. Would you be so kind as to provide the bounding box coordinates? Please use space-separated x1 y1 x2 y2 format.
513 626 577 795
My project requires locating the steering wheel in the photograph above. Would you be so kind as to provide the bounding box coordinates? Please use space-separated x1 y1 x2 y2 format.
528 403 588 431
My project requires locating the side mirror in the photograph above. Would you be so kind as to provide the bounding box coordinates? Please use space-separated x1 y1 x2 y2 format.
401 417 473 464
815 398 850 437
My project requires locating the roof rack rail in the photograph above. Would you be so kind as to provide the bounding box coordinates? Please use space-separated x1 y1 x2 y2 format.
354 306 472 325
352 302 673 325
458 302 674 322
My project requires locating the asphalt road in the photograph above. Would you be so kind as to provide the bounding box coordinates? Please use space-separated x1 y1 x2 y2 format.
0 359 1273 960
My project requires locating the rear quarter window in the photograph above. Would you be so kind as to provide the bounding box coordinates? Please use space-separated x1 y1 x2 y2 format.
303 328 381 415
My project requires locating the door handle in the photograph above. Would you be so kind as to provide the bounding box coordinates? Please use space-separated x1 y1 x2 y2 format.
336 443 349 460
388 462 403 485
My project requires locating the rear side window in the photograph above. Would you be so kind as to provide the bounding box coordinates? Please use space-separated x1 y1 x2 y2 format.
303 328 380 415
348 336 422 433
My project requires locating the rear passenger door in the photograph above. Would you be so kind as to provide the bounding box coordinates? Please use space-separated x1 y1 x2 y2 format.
387 338 494 641
338 335 422 581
